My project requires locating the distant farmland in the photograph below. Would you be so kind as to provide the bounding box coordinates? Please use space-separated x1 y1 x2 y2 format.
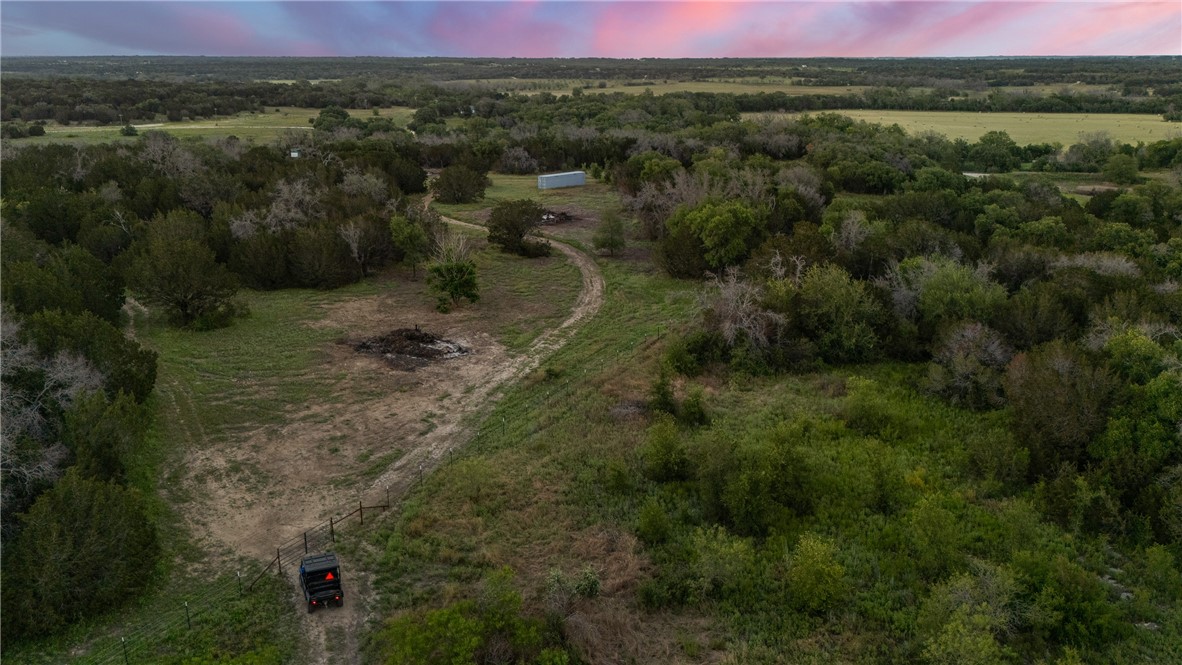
747 110 1181 145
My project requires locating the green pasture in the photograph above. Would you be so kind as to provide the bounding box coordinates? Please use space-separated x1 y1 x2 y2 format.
434 174 620 226
747 109 1181 145
27 106 415 145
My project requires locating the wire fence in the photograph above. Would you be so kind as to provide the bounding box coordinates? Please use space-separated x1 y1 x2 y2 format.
70 322 669 664
74 487 393 665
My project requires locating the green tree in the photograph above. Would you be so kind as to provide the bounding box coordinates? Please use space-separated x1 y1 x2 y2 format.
487 199 549 257
1005 341 1118 477
432 164 489 204
592 209 627 256
1102 153 1140 185
795 263 882 363
390 213 431 277
666 200 765 270
128 210 240 328
2 469 160 639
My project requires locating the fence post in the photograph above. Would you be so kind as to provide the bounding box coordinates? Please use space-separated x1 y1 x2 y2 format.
304 531 308 554
359 499 364 525
386 485 390 507
277 548 282 576
121 637 129 665
184 601 191 630
418 462 424 486
330 516 335 543
237 571 242 596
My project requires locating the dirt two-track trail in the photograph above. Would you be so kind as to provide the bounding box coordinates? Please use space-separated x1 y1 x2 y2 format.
164 216 604 664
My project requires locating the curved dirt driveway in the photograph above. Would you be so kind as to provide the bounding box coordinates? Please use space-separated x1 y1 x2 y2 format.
368 217 604 497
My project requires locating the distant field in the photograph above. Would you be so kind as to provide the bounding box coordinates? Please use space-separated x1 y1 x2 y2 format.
746 109 1181 145
446 77 869 97
28 106 414 144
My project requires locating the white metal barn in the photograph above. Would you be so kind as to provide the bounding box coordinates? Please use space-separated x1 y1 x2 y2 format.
537 171 586 190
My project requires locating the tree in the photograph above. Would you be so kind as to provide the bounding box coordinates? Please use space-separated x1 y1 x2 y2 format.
337 214 394 277
665 200 765 270
1005 341 1118 477
487 199 549 257
592 209 627 256
390 213 431 277
1102 153 1140 185
128 210 240 328
2 469 160 639
426 230 479 312
927 322 1013 410
794 263 883 363
432 164 489 204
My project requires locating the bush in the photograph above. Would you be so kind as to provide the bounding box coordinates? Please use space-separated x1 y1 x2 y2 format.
636 496 673 546
648 367 677 416
641 416 687 482
795 263 883 363
784 533 847 613
592 209 627 256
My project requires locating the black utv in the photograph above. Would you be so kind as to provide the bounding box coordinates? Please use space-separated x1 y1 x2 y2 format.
299 553 343 613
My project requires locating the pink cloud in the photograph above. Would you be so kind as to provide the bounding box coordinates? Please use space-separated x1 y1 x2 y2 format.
592 2 747 57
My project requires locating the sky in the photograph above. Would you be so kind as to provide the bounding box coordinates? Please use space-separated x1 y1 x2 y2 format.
2 1 1180 58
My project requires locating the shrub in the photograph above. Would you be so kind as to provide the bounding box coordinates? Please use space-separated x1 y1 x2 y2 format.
784 533 847 613
641 416 687 482
648 368 677 416
795 263 883 363
636 496 673 546
592 209 627 256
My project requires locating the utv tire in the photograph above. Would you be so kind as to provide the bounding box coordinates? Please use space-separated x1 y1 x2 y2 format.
307 602 315 614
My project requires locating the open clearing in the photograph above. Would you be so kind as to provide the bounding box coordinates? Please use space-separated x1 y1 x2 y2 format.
134 219 601 665
746 109 1181 144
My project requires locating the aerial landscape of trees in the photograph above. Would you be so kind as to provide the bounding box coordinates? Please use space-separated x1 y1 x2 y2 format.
1 55 1180 664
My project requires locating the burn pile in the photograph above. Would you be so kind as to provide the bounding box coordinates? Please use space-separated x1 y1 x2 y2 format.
352 327 468 370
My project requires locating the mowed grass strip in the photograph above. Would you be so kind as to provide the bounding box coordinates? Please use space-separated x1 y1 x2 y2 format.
746 109 1181 145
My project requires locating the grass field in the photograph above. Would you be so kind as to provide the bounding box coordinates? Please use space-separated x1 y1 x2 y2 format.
434 173 621 227
27 106 415 144
448 77 870 97
746 109 1181 145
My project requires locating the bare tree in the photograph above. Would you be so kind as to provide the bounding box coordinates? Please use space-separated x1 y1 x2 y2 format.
1 311 105 513
265 177 322 231
698 268 784 353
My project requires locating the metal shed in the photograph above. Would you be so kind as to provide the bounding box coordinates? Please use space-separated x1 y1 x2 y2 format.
538 171 586 190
